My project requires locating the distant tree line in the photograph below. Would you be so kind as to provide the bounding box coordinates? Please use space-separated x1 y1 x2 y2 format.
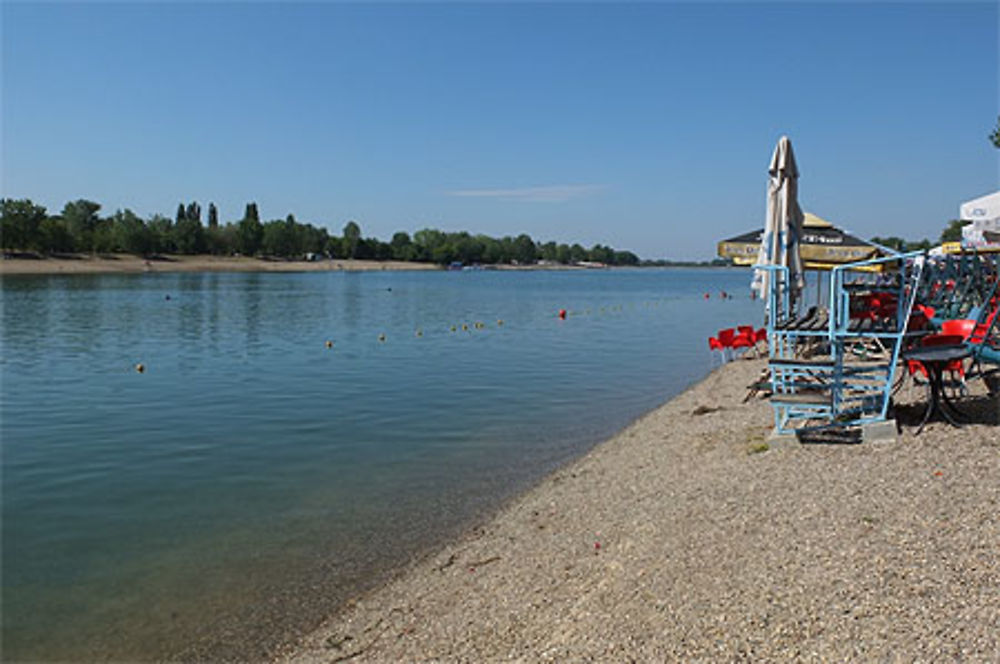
870 219 971 253
0 198 640 267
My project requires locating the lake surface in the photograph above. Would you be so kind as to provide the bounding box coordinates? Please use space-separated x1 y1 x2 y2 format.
1 267 761 661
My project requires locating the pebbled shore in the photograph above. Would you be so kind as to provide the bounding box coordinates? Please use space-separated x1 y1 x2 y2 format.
280 358 1000 662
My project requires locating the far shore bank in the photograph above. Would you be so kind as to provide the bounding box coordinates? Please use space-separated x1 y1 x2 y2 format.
0 254 731 276
0 254 440 276
274 358 999 663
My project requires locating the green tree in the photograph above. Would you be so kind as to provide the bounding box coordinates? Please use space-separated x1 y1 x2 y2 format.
326 235 344 258
176 203 186 224
185 202 201 224
112 209 152 256
343 220 361 258
62 199 102 253
613 250 640 266
207 203 219 229
390 231 415 261
990 115 1000 149
296 223 328 255
1 198 47 252
91 218 117 254
481 237 503 264
173 215 206 254
539 241 558 262
870 236 907 251
147 214 175 254
588 244 614 264
261 215 299 257
512 233 537 264
37 216 74 254
207 223 237 256
236 203 263 256
940 219 970 244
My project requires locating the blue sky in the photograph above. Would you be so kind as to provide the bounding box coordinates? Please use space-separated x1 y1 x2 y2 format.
2 2 997 260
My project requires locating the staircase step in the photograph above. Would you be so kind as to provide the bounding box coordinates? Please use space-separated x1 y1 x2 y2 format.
771 390 833 406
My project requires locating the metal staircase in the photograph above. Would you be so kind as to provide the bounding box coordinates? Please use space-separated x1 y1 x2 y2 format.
764 251 925 435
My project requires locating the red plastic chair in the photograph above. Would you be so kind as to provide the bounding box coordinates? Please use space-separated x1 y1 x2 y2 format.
731 329 755 352
708 336 726 364
717 328 736 361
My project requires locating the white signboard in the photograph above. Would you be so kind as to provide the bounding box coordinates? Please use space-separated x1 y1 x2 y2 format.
960 190 1000 249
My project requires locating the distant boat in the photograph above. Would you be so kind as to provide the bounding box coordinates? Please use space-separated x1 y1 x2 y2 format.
448 261 463 271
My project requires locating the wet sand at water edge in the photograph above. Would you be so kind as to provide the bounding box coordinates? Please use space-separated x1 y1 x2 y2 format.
277 357 999 662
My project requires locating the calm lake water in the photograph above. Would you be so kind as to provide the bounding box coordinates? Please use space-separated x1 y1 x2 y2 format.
2 267 761 661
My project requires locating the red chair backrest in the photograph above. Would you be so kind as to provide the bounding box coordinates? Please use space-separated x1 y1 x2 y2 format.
708 337 723 351
737 325 755 337
970 309 997 345
940 319 975 340
718 328 736 346
754 328 767 342
731 330 754 348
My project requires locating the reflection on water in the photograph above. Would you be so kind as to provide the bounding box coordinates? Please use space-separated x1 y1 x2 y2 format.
1 268 761 661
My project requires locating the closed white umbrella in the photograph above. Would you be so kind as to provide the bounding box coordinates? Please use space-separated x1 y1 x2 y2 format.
752 135 806 313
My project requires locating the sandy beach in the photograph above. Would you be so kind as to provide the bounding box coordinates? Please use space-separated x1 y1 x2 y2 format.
279 357 999 662
0 254 440 275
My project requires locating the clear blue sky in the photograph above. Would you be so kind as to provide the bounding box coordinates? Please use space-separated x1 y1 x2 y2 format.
2 2 997 260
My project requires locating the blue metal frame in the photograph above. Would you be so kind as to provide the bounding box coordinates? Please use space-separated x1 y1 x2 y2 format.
764 251 925 435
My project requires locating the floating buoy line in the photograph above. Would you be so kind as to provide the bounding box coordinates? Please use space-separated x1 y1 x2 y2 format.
131 294 712 370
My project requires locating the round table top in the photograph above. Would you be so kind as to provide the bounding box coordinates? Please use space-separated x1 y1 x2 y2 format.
901 344 971 363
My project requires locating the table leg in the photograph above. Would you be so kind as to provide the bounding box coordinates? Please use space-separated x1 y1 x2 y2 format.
931 366 964 428
939 376 970 423
915 376 936 435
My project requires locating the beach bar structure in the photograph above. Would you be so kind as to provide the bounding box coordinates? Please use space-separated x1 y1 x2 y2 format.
718 213 886 271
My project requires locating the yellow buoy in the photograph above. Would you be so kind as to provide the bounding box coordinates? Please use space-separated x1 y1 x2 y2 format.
497 319 503 326
461 324 468 331
135 363 145 373
415 329 423 337
378 333 386 342
450 325 457 332
325 340 334 349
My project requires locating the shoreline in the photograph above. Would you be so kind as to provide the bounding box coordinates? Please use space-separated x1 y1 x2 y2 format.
0 254 725 276
276 358 999 662
0 254 440 275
